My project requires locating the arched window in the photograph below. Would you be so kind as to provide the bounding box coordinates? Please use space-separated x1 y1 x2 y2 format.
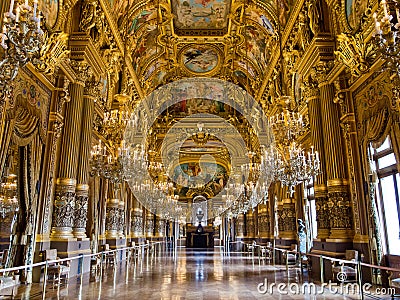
371 136 400 255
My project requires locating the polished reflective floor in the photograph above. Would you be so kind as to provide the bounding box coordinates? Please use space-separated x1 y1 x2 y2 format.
1 248 390 299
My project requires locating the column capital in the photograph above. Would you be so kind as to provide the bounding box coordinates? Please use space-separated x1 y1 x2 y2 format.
70 60 92 86
313 61 334 87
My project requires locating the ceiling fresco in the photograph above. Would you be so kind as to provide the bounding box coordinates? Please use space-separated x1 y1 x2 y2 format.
115 0 281 97
171 0 231 35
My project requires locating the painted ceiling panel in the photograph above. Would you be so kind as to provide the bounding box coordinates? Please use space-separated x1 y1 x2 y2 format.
171 0 231 35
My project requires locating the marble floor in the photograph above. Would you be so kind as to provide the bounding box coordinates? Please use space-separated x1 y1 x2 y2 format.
1 248 396 299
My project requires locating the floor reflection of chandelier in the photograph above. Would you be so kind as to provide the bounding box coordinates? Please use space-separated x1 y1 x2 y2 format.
265 100 320 196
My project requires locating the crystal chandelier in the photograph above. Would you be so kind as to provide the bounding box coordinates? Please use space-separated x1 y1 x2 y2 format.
265 101 320 196
373 0 400 108
0 0 43 89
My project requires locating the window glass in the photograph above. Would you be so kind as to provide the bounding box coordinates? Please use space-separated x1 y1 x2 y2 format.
378 153 397 169
376 137 391 153
381 176 400 255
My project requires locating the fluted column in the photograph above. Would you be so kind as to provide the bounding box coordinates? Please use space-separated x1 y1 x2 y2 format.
73 80 96 239
131 198 144 238
316 62 353 240
51 63 90 240
105 198 120 239
304 75 330 239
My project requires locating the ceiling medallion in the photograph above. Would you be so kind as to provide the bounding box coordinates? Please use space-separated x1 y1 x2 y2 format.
180 44 221 75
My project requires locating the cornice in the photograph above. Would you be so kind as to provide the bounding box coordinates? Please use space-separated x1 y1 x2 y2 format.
296 34 335 77
68 32 106 79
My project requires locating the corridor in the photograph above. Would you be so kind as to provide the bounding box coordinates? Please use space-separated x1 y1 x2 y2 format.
5 248 368 300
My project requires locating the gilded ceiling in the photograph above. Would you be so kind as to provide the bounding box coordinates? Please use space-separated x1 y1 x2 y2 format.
104 0 290 97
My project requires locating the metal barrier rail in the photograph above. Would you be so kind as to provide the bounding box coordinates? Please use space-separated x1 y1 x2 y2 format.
0 241 166 300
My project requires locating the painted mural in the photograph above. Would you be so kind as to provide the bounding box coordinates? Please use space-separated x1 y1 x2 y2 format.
169 99 227 115
172 0 230 30
131 26 162 72
246 6 276 36
276 0 294 27
129 9 158 34
242 25 271 73
182 45 219 74
39 0 58 28
346 0 369 29
173 162 228 196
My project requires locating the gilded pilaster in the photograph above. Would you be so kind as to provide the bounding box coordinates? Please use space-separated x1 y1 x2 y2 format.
316 62 353 241
105 198 120 239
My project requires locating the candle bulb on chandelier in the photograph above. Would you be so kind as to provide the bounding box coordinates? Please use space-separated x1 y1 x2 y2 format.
382 0 389 18
9 0 15 14
33 0 37 18
15 6 20 22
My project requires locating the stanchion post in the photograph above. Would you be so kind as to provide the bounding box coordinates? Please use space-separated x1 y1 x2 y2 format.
42 260 48 300
357 261 364 300
320 256 324 284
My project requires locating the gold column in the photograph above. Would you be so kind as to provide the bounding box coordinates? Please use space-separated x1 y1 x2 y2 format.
257 204 270 239
131 198 144 238
155 215 165 238
245 210 255 238
51 67 88 240
118 199 125 237
105 198 120 239
236 213 245 238
278 198 297 240
304 74 330 239
145 210 154 238
316 62 353 241
73 81 96 239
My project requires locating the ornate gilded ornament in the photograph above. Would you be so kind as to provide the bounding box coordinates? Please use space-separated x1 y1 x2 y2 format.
334 32 376 77
33 31 70 75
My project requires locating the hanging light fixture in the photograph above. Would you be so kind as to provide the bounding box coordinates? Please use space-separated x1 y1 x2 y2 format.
260 21 320 196
0 0 43 89
373 0 400 108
